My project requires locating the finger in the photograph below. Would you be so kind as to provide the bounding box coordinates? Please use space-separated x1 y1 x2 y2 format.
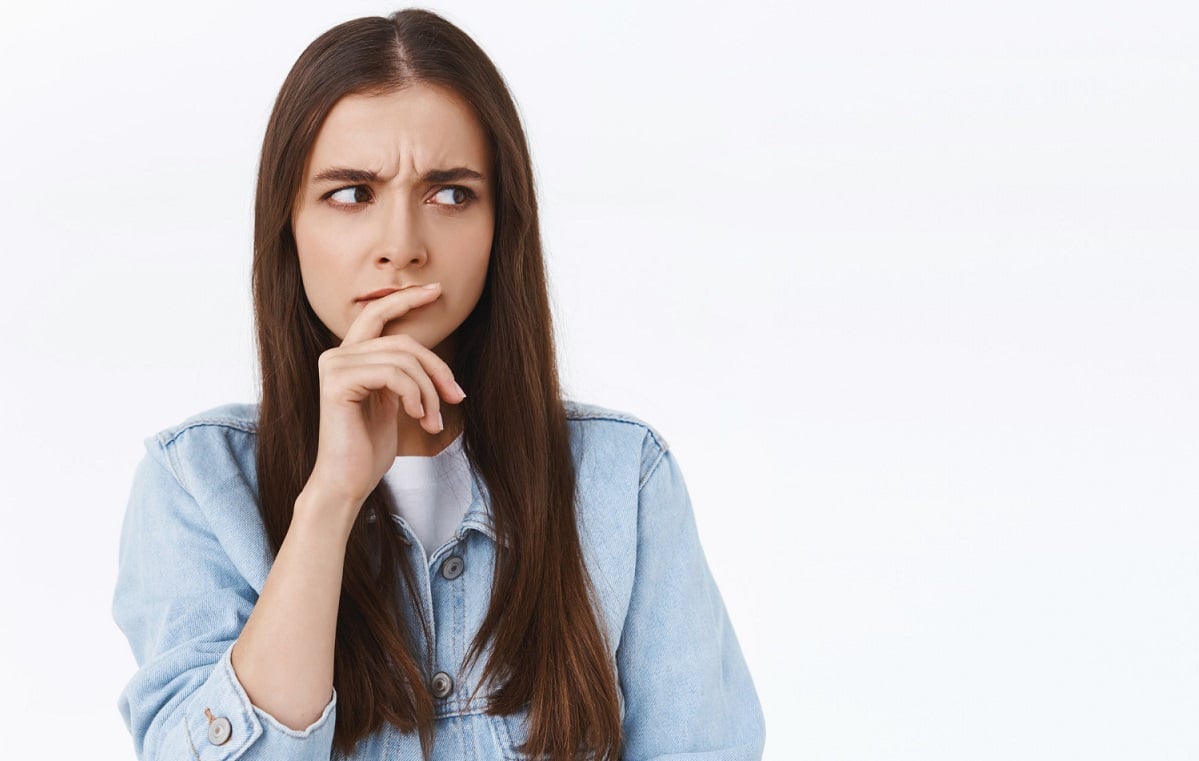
326 361 427 421
326 355 443 432
353 354 442 430
341 283 442 347
380 369 444 433
335 334 466 403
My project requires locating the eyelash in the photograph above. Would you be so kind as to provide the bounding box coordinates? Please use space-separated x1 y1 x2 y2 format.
321 184 477 211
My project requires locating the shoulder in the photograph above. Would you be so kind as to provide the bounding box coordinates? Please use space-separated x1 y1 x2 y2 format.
562 398 671 489
128 401 272 592
152 402 259 446
143 402 260 494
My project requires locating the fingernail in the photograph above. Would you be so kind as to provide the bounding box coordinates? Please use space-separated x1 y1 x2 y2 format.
438 411 444 431
422 282 440 290
453 382 466 399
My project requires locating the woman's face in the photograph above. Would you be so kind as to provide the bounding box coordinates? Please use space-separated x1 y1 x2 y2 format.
292 83 495 357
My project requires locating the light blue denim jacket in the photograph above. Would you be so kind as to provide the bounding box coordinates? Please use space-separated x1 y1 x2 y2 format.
112 399 765 760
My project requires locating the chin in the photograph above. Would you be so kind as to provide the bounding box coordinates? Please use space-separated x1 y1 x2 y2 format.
380 319 423 340
380 320 443 349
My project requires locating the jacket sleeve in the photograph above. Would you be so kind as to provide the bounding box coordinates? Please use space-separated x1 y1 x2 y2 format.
112 435 337 760
616 442 767 761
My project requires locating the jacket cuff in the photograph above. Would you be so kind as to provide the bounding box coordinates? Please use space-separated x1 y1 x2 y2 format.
179 643 337 760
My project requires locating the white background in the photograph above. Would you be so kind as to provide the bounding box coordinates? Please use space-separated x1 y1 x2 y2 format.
1 1 1196 759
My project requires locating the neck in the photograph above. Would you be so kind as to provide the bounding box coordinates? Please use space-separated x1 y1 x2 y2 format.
394 331 465 456
395 402 463 457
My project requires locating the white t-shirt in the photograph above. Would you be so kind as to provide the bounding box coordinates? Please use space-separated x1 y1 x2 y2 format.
380 432 472 560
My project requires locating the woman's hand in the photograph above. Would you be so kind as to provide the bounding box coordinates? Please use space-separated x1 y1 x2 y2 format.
304 282 467 513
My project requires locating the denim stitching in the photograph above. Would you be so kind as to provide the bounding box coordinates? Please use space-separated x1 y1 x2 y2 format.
161 417 258 447
183 714 201 760
638 443 669 493
154 437 193 495
570 409 669 451
157 416 256 493
561 401 672 488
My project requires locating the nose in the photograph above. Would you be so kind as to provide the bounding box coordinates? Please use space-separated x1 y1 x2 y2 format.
374 200 428 270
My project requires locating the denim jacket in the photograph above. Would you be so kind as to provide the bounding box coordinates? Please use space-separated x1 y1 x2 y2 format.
112 399 766 760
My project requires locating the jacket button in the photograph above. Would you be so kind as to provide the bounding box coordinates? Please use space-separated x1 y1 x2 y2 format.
440 556 464 580
207 716 232 745
430 671 454 699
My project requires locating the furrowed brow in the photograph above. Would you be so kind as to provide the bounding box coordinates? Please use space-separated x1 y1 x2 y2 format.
311 166 486 185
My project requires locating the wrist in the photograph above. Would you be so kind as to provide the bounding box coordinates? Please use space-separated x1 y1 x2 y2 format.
293 484 362 540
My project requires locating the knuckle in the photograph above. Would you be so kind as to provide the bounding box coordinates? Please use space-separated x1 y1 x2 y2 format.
391 366 417 389
389 333 418 350
392 351 418 369
320 346 345 362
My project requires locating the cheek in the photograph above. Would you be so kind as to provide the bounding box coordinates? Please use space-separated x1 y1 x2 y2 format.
470 252 491 295
466 218 494 288
294 220 346 287
431 221 491 298
293 215 320 277
293 223 350 332
456 239 491 299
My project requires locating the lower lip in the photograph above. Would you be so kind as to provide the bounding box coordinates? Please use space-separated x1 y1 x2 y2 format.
357 296 428 309
359 286 425 303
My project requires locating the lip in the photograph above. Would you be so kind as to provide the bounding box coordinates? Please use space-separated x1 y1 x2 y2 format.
357 286 408 302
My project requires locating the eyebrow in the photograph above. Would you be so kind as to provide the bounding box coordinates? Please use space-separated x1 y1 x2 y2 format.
310 165 486 186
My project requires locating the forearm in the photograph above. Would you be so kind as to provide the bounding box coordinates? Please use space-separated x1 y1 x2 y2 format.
231 487 357 731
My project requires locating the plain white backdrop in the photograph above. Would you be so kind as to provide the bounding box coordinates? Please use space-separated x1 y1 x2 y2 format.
1 1 1196 758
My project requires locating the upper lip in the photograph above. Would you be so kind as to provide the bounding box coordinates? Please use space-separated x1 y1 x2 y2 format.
357 286 409 301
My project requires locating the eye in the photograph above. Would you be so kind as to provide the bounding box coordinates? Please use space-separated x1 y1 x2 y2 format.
325 185 372 206
432 186 476 209
321 184 477 211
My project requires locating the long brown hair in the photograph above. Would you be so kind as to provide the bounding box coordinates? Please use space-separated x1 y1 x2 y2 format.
250 8 621 760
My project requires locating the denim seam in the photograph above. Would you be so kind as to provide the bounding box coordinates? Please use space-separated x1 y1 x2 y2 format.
182 713 201 760
431 702 494 719
158 421 255 493
638 440 669 493
562 401 644 423
161 418 258 447
154 437 193 495
562 409 672 491
564 410 654 432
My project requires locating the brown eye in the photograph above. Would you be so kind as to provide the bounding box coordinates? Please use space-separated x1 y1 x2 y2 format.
328 185 371 205
433 186 475 207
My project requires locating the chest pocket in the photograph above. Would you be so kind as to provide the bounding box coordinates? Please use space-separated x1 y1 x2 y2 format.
490 703 550 761
488 682 627 760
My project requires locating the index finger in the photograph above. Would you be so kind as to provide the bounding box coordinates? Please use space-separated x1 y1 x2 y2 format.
341 283 441 346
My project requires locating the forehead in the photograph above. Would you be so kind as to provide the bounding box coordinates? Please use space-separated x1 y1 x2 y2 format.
305 84 490 176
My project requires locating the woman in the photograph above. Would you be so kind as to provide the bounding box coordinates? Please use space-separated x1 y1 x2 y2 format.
112 8 765 760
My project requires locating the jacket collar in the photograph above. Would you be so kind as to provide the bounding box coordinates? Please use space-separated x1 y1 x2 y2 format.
366 456 507 549
454 459 504 547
